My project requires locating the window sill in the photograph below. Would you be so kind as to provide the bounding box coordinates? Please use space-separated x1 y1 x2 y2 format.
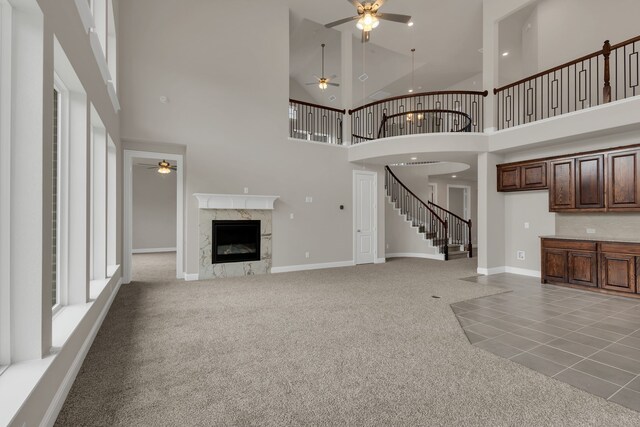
0 267 121 426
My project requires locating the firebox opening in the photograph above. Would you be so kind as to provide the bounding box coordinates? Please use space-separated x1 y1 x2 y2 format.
212 220 261 264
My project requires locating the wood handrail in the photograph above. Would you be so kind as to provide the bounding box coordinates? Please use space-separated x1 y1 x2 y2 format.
493 49 604 94
289 99 346 114
384 166 446 226
494 34 640 94
427 200 470 226
611 34 640 50
349 90 488 115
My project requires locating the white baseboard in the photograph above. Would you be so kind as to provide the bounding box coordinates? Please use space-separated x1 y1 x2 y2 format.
386 252 446 261
184 273 199 281
132 247 176 254
374 258 386 264
477 266 541 278
505 266 541 278
42 277 122 427
477 267 506 275
271 260 355 274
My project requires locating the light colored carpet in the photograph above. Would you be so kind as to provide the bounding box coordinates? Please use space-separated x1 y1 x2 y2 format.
55 254 640 426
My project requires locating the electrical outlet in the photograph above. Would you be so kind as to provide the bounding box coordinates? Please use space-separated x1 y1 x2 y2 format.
517 251 526 261
305 251 310 259
586 228 596 234
524 222 530 229
243 187 249 194
290 213 294 219
305 196 313 203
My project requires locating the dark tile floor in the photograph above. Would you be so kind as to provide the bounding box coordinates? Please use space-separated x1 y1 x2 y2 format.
454 273 640 412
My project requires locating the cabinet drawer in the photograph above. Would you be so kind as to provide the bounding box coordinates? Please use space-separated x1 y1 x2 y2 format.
600 243 640 256
542 239 596 251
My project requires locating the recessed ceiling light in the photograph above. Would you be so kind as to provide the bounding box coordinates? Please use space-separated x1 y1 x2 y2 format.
408 89 414 93
452 175 457 178
411 157 417 160
502 51 509 57
408 21 414 27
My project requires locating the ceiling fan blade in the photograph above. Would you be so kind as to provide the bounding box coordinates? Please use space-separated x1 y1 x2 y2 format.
377 13 412 24
328 83 340 87
305 82 318 86
372 0 386 9
347 0 363 8
325 15 360 28
329 74 338 80
313 75 321 80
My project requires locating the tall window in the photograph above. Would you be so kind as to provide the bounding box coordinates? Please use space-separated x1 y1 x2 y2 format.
52 88 61 310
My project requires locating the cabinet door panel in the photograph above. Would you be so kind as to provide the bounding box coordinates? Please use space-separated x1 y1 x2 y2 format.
600 253 636 293
498 166 520 191
550 159 575 211
568 251 598 287
543 249 568 283
608 150 640 209
575 155 605 209
521 162 548 189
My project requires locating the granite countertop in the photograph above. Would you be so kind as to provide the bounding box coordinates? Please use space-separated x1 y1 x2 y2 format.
540 235 640 244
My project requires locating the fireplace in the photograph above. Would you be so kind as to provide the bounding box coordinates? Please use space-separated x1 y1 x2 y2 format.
212 220 261 264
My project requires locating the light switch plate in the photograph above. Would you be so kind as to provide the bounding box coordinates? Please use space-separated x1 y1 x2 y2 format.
517 251 526 261
305 196 313 203
290 213 294 219
524 222 530 229
243 187 249 194
586 228 596 234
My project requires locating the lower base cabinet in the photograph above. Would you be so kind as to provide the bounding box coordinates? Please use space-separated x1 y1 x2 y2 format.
541 238 640 297
600 253 637 293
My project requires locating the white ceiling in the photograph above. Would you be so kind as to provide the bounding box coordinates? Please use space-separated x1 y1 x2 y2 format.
288 0 484 107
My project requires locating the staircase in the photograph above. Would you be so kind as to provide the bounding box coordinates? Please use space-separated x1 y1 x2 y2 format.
385 166 472 261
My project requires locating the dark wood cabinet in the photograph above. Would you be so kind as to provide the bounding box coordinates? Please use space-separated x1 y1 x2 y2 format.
608 150 640 210
543 248 569 283
498 166 520 191
497 144 640 213
600 253 636 293
521 162 547 189
568 251 598 287
549 159 575 211
575 154 605 209
541 238 640 298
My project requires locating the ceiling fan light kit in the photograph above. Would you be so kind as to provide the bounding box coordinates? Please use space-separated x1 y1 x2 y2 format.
305 43 340 91
325 1 412 43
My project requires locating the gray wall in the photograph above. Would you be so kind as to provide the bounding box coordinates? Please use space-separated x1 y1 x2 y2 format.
429 177 478 245
133 165 177 250
118 0 385 273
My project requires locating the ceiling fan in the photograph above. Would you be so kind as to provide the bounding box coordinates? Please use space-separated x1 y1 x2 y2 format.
325 0 412 43
305 43 340 90
137 160 177 174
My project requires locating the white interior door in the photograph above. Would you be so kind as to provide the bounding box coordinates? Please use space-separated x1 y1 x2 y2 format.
354 171 376 265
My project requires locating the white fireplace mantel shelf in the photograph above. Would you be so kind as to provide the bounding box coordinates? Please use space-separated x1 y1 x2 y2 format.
194 193 279 210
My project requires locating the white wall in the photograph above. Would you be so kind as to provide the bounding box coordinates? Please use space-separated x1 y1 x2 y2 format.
118 0 385 274
132 165 177 251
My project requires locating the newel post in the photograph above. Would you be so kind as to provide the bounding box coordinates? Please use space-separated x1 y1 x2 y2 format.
603 40 612 104
467 219 473 258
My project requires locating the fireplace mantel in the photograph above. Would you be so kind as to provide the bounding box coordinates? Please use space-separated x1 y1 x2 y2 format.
194 193 279 210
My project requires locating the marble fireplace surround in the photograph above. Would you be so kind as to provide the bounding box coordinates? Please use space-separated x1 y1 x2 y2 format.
195 194 279 279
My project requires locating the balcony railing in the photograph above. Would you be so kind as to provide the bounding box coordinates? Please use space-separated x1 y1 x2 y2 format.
494 35 640 130
289 99 345 145
349 91 488 144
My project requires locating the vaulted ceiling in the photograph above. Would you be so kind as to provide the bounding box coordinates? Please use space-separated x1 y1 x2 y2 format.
288 0 484 107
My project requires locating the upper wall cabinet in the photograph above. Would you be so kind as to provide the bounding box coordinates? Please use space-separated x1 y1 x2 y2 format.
575 154 605 210
498 144 640 213
549 159 575 211
549 154 605 212
608 149 640 210
497 161 547 192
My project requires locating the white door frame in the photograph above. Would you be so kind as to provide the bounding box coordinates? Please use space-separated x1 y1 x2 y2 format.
123 150 184 284
446 184 471 220
352 170 378 264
